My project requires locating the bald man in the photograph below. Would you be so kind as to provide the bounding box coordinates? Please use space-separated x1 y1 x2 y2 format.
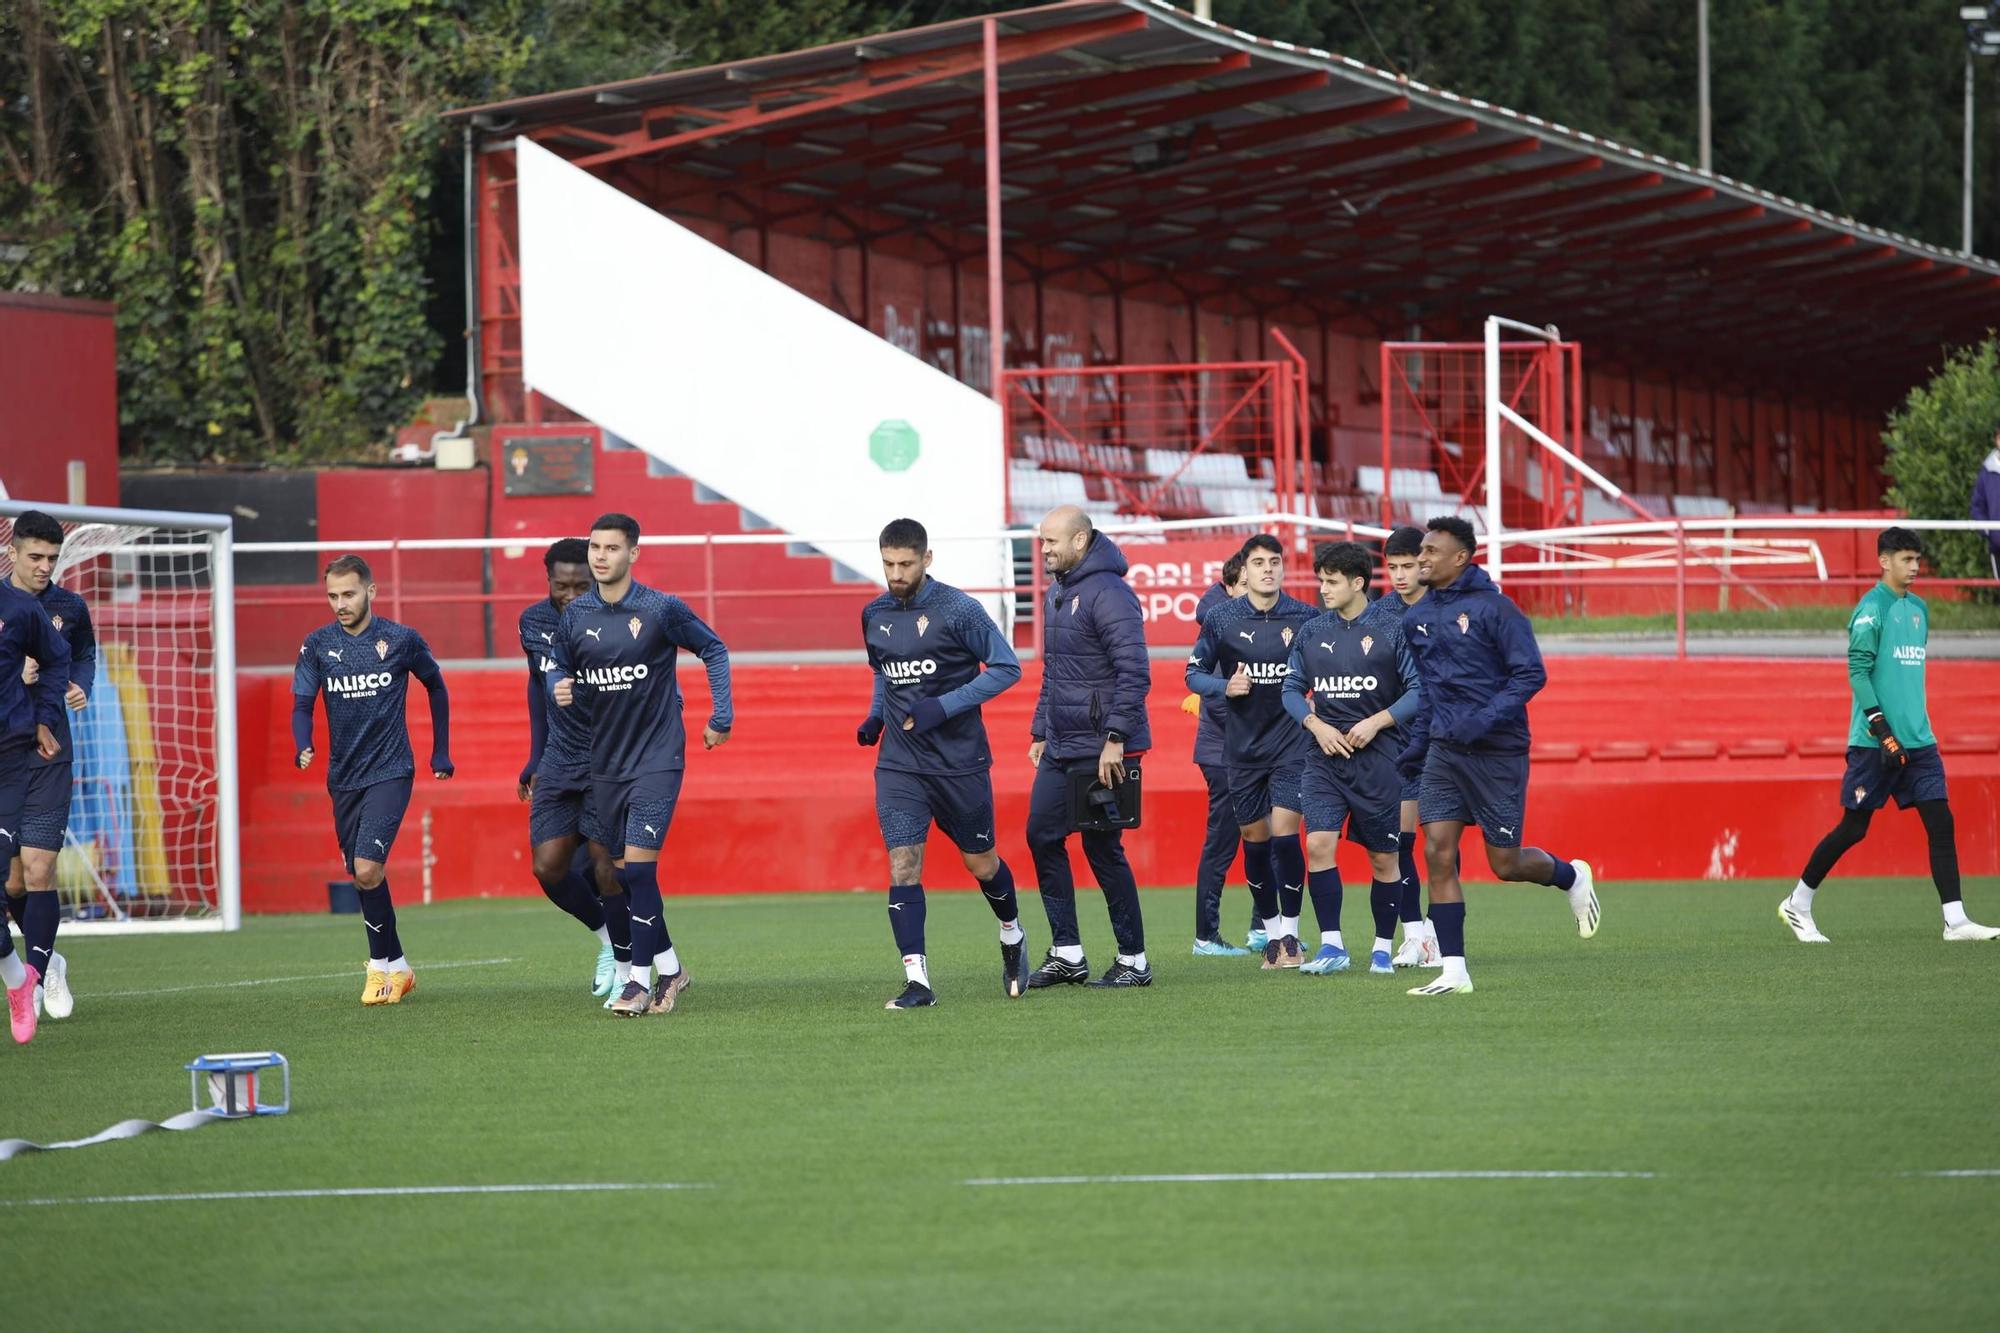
1024 506 1155 989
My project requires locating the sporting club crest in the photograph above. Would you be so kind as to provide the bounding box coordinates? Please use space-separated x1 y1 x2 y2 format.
1456 612 1470 635
374 638 389 660
50 615 63 631
1280 626 1294 648
916 613 931 638
628 616 642 639
1068 595 1080 615
1360 634 1374 656
1853 785 1868 803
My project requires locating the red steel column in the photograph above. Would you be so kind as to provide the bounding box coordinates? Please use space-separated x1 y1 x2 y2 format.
983 18 1005 402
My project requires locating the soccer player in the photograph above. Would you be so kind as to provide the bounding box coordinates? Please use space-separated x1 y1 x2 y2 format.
293 555 454 1006
519 537 630 1002
859 518 1027 1009
1283 541 1422 975
1185 532 1322 969
1780 527 2000 943
1398 517 1599 997
551 513 732 1018
1379 525 1440 967
1024 505 1153 989
5 511 94 1020
0 574 69 1045
1183 550 1254 956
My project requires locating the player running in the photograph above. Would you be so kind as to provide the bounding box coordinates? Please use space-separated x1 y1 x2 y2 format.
0 572 69 1045
1398 517 1599 997
1185 533 1322 969
1184 551 1254 955
1283 541 1422 976
551 513 732 1018
1780 527 1999 943
858 518 1027 1009
293 555 454 1005
1378 525 1439 967
4 511 94 1020
519 537 631 1003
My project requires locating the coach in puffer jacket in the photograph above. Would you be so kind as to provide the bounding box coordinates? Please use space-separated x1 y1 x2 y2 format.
1032 520 1152 762
1023 506 1154 988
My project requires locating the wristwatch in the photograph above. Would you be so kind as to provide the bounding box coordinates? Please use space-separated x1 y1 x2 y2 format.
1105 729 1127 746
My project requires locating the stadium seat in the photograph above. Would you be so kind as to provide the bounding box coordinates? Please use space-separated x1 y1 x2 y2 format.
1725 738 1791 759
1588 740 1653 761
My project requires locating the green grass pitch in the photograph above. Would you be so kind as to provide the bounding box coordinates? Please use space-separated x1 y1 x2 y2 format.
4 878 1997 1330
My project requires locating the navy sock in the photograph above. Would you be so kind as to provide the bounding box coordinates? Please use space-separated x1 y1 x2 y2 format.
1242 839 1278 920
1306 866 1342 937
357 881 402 961
1245 840 1262 935
1397 832 1424 923
976 860 1019 922
22 891 58 977
1370 879 1400 941
619 861 667 964
3 891 25 932
1527 850 1577 890
601 890 633 963
888 883 927 958
1431 900 1467 958
1270 835 1306 919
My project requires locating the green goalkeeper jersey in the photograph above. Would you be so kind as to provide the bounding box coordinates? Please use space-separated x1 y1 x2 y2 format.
1846 581 1933 749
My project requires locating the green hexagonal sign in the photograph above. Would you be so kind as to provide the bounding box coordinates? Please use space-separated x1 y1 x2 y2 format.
869 419 921 473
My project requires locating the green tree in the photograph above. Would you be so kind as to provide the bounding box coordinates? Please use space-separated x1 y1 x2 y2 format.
1882 336 2000 593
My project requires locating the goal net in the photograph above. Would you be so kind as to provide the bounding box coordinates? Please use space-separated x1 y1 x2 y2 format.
0 500 239 933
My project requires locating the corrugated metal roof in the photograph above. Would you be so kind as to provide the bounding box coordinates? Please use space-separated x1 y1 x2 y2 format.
451 0 1999 400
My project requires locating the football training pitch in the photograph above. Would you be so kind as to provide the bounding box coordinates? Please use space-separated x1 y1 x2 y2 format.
5 878 1996 1331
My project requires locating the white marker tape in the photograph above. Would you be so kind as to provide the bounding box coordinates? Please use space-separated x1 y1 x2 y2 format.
0 1182 715 1207
0 1110 227 1162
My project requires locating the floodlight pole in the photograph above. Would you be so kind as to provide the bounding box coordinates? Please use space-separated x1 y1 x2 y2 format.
983 18 1005 400
1968 46 1977 255
1698 0 1712 173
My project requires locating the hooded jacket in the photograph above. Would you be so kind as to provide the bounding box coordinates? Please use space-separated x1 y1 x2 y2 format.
1032 531 1152 761
1190 581 1235 767
1972 448 2000 557
1399 562 1546 760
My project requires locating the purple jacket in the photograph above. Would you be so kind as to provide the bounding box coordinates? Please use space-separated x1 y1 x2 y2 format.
1032 531 1152 761
1972 450 2000 556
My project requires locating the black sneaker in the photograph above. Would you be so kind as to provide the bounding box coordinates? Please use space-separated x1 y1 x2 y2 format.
1025 950 1089 989
1088 960 1153 988
885 980 936 1010
1001 936 1030 998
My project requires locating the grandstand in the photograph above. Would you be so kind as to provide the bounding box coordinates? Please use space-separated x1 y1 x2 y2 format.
448 0 1997 551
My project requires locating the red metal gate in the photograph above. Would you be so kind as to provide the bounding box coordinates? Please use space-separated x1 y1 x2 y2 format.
1378 338 1583 533
1001 357 1304 526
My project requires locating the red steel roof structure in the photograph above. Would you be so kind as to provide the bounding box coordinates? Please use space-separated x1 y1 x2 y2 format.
449 0 2000 511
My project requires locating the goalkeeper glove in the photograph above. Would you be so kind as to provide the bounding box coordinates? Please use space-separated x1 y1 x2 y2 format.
1865 708 1907 767
1180 692 1202 718
857 716 884 747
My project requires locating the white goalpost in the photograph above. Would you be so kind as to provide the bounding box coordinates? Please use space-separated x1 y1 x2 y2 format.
0 499 239 934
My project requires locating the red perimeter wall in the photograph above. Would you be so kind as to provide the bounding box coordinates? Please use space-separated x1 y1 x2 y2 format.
239 656 2000 913
0 293 120 507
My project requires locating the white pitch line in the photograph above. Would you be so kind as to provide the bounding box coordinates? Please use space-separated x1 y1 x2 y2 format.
0 1182 714 1208
964 1170 1660 1186
91 957 519 999
1903 1169 2000 1178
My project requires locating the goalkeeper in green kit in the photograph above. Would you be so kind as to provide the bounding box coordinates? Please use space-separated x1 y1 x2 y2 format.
1780 527 1999 943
